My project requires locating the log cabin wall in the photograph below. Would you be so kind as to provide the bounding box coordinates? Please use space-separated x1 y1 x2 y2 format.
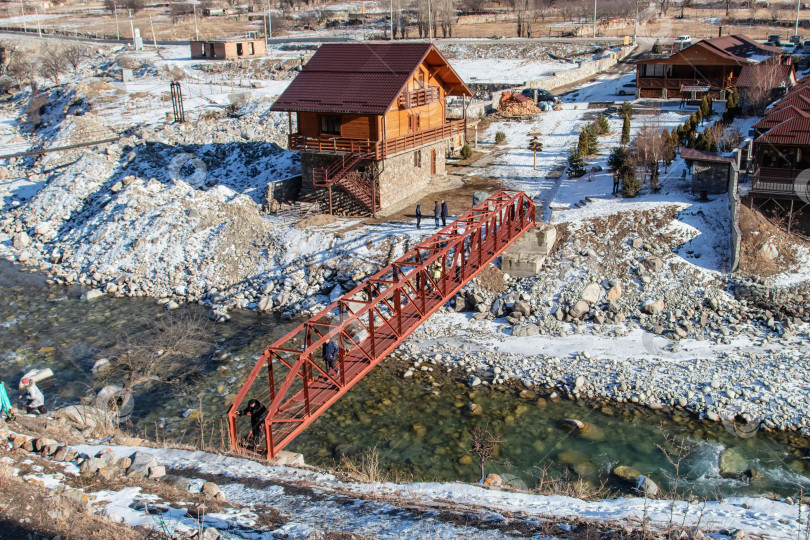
384 63 447 139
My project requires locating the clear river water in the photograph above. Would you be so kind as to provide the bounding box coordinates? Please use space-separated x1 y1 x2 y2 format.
0 261 808 499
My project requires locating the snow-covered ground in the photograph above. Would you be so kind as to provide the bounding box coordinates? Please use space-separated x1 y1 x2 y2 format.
42 442 810 538
452 58 576 84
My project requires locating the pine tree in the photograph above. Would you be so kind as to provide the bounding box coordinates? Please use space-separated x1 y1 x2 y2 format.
621 170 641 197
620 101 633 120
596 114 610 135
586 124 599 154
577 130 589 157
700 94 712 119
567 148 587 178
621 114 631 145
686 130 697 148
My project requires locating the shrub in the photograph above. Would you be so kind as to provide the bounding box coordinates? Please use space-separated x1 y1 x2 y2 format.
494 131 506 144
460 144 473 159
621 115 630 145
620 101 633 119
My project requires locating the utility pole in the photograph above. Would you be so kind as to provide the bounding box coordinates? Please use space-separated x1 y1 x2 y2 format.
633 0 638 44
267 0 272 41
593 0 597 38
34 4 41 38
795 0 800 37
128 9 135 44
428 0 432 41
390 0 393 39
19 0 27 33
114 1 120 40
149 14 157 49
193 0 199 41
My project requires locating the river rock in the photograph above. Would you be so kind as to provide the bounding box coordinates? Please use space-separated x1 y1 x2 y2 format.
606 282 622 301
569 300 590 319
641 298 665 315
719 447 748 478
513 323 539 337
201 481 222 498
13 232 30 250
642 256 664 272
612 465 642 482
581 283 601 305
83 289 105 301
127 451 159 477
466 403 483 416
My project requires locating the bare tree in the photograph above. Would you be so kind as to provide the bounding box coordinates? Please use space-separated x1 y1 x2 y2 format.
463 0 487 13
740 62 786 115
632 121 665 188
63 45 87 74
658 0 670 16
679 0 692 18
105 0 145 12
39 47 69 84
471 426 503 480
109 312 212 393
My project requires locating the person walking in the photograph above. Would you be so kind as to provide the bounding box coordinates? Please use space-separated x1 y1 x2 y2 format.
612 170 621 195
19 378 46 415
440 199 448 227
415 204 422 229
0 377 13 421
322 339 339 376
237 399 267 448
433 201 440 228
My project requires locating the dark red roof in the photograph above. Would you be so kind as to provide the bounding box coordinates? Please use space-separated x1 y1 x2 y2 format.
755 106 810 130
269 43 471 115
755 116 810 145
680 147 735 164
772 90 810 113
638 34 782 66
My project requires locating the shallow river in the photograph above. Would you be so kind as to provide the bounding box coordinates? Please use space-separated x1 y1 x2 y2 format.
1 261 808 499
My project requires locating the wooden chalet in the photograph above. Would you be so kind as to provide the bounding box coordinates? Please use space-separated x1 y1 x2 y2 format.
636 35 784 100
270 43 472 215
750 73 810 233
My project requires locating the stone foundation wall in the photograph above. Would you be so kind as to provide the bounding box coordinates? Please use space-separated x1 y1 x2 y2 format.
378 141 448 209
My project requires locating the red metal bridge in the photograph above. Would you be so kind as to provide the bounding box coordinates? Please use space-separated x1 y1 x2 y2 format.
228 190 536 459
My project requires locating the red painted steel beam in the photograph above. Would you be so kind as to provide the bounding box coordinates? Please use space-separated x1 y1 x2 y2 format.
228 190 535 459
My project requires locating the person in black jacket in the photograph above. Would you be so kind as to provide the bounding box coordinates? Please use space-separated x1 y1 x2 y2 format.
434 201 440 228
415 204 422 229
238 399 268 446
440 200 448 227
322 339 339 375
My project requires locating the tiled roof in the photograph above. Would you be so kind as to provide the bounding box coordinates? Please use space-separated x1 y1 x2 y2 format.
756 106 810 130
638 34 781 65
680 147 735 163
772 89 810 113
755 116 810 145
269 43 471 115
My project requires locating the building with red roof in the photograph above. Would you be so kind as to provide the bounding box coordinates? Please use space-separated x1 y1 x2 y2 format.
270 43 472 214
635 35 784 100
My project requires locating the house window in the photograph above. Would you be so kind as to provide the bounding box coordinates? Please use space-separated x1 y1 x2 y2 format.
417 68 426 88
409 113 421 133
643 64 669 78
320 116 341 135
414 150 422 168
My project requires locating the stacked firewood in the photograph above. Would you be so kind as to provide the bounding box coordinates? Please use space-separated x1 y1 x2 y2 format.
498 92 541 116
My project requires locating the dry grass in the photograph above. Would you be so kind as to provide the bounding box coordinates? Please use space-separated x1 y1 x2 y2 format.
738 204 804 277
339 447 387 485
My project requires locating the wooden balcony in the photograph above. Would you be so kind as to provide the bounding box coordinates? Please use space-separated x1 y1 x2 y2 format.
289 119 466 160
399 87 440 108
751 167 807 199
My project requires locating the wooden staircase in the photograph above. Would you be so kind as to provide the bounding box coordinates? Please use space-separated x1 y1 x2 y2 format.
311 151 380 215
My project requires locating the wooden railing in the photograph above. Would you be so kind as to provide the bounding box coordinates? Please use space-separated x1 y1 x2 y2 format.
289 120 466 160
751 167 805 197
399 87 440 108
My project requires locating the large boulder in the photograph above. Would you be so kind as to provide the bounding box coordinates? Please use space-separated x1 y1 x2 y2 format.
640 298 665 315
581 283 602 305
569 300 590 319
719 448 748 478
53 405 114 432
612 465 642 482
606 282 622 301
512 323 540 337
642 256 664 272
126 451 159 477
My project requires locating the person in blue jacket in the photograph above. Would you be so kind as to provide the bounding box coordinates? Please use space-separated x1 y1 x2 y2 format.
415 204 422 229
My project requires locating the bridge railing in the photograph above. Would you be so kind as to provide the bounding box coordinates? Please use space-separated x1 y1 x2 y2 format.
228 190 535 459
